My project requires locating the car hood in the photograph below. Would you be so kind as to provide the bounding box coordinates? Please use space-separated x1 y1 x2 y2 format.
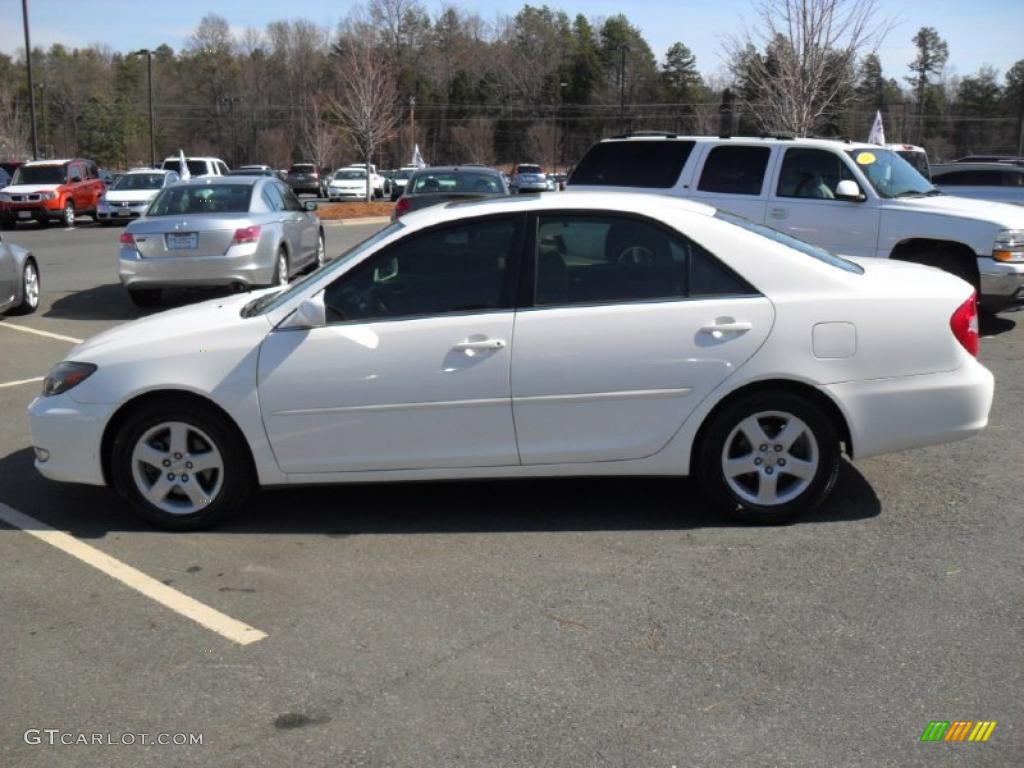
68 290 274 363
887 193 1024 227
3 184 60 194
105 190 158 203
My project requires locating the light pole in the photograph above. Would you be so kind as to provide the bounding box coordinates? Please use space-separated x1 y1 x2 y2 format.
130 49 156 168
409 96 416 163
22 0 39 159
619 44 630 133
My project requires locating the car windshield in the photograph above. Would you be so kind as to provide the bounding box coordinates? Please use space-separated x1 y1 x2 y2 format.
148 184 253 215
112 173 165 190
227 169 274 176
335 170 366 180
714 211 864 274
517 165 542 175
846 149 937 198
241 222 405 317
410 172 503 194
12 165 65 185
290 165 315 173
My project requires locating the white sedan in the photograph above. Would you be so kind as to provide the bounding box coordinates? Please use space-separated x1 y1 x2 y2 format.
28 192 994 530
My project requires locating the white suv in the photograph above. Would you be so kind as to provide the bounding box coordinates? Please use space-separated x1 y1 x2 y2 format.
568 134 1024 312
160 156 229 178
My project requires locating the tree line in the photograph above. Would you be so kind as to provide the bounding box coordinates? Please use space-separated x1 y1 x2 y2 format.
1 0 1021 171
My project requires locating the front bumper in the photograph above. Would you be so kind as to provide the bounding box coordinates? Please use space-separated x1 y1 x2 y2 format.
328 188 367 200
28 393 114 487
821 359 994 460
1 199 62 221
118 244 276 289
97 201 148 221
978 256 1024 310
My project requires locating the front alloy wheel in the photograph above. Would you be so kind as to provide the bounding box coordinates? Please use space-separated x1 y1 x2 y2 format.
130 422 224 516
61 201 75 227
10 259 40 314
698 391 840 524
316 233 326 268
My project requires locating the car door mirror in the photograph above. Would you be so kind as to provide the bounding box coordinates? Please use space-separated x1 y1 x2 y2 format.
283 293 326 329
303 200 318 212
835 179 865 202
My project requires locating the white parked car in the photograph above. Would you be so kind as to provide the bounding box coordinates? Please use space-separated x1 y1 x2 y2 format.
96 168 179 225
327 168 370 200
345 163 385 198
569 135 1024 312
28 193 993 530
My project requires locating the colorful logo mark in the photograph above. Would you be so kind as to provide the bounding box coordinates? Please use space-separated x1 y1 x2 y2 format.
920 721 997 742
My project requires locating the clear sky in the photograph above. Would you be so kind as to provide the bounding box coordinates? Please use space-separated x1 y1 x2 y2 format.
2 0 1022 82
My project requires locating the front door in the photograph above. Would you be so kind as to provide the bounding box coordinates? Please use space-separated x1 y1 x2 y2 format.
767 147 880 258
258 214 524 473
511 212 774 464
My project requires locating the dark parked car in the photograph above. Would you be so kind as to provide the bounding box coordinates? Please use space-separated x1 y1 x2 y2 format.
285 163 326 197
393 166 509 219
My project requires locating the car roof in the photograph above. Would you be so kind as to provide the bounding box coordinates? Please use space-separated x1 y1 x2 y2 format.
162 156 224 162
22 159 79 166
124 168 174 175
598 135 886 152
398 190 716 230
169 175 262 187
411 166 502 175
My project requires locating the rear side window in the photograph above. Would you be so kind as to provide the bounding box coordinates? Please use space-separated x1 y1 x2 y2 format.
570 140 695 188
698 146 771 195
533 214 754 306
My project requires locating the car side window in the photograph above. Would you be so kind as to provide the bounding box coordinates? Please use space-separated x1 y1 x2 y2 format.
533 214 753 307
697 146 771 195
278 183 303 211
217 161 229 175
323 216 521 323
68 164 82 183
262 183 284 211
777 148 856 199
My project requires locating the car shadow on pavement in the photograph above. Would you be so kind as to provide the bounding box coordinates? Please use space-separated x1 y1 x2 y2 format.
979 309 1018 337
45 283 240 321
0 447 880 539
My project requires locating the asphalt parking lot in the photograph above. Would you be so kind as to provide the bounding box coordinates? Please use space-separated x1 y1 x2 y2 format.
1 218 1021 767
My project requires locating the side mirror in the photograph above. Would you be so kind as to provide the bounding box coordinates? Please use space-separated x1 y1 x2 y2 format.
835 179 866 202
303 200 318 212
284 293 326 330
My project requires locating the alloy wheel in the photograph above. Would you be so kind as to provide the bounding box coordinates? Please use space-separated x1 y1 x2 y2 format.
23 262 40 308
277 251 288 286
721 411 819 506
130 421 224 515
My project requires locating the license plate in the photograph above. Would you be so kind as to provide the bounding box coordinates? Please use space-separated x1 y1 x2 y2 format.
167 233 197 250
117 210 131 217
17 211 30 219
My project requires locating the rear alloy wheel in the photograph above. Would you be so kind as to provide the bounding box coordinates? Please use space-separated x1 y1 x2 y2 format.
316 233 326 268
273 248 289 287
698 391 840 525
128 288 162 307
61 201 75 227
10 259 40 315
111 401 253 530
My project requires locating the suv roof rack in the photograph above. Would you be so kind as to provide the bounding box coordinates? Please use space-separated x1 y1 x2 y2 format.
609 131 679 140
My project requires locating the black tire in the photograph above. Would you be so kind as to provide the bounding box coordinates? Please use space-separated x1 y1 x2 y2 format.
696 390 841 525
110 397 254 530
269 247 288 288
128 288 162 307
0 216 14 230
9 258 40 315
61 200 75 227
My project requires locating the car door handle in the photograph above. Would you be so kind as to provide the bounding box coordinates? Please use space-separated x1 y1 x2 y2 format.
700 321 752 335
453 338 506 352
769 207 789 219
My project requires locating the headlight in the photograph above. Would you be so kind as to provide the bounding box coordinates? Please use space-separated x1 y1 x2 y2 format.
39 191 56 200
993 229 1024 262
0 193 10 202
42 362 97 397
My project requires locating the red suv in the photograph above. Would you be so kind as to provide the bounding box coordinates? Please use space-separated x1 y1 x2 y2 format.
0 159 106 228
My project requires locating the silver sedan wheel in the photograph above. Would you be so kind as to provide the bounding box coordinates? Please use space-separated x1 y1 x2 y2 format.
721 411 819 506
130 421 224 515
316 234 325 267
277 251 289 286
23 262 40 309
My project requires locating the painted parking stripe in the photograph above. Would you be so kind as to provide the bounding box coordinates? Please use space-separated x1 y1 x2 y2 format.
0 323 83 344
0 376 44 389
0 503 267 646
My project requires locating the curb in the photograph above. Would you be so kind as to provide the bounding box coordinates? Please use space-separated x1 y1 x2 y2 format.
322 216 392 227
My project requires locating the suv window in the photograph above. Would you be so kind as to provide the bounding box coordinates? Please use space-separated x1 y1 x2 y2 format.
570 140 695 188
68 164 82 183
698 146 771 195
777 148 856 199
217 161 229 175
323 216 521 323
534 214 753 306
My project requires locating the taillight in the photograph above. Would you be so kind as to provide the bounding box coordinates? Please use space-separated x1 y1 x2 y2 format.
119 231 135 246
232 225 261 244
949 293 979 357
394 197 411 218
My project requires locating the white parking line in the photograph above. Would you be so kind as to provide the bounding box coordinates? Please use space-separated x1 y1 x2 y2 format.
0 376 44 389
0 503 267 646
0 323 83 344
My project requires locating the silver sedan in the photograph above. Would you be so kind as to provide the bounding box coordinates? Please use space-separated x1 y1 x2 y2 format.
0 231 40 315
118 176 325 307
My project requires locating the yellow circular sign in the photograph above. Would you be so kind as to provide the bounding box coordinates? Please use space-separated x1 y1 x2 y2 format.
856 151 876 165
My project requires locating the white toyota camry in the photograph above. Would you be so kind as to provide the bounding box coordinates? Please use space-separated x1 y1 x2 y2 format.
28 192 994 530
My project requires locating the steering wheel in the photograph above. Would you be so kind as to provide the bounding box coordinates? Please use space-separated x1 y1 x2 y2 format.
615 245 657 264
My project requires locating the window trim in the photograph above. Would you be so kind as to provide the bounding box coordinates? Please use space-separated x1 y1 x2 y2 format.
517 209 759 312
321 212 528 327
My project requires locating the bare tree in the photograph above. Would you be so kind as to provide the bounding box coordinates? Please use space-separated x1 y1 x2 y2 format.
301 94 343 170
726 0 891 135
0 82 30 160
328 36 402 202
451 117 496 164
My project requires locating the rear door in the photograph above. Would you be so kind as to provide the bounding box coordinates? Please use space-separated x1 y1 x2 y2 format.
510 211 773 464
687 144 774 222
276 183 313 267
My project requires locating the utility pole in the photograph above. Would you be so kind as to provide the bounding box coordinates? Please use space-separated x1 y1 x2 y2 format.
618 44 629 132
130 50 156 168
1017 80 1024 158
22 0 39 159
409 96 416 163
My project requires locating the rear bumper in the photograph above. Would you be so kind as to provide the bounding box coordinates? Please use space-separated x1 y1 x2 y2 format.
821 360 994 460
978 256 1024 310
118 244 276 289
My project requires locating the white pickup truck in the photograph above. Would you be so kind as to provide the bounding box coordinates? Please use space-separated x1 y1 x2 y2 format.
568 134 1024 312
